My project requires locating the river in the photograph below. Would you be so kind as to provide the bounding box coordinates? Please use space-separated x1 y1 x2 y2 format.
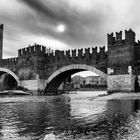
0 91 140 140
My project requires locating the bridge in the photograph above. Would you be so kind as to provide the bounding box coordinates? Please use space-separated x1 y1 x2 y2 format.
0 24 139 94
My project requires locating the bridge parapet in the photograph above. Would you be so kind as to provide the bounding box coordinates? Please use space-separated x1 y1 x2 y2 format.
0 57 18 66
18 44 46 57
45 46 107 64
36 46 107 66
16 41 107 67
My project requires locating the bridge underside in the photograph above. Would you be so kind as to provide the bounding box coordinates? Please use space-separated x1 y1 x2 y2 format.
43 63 107 94
0 72 18 90
44 69 85 93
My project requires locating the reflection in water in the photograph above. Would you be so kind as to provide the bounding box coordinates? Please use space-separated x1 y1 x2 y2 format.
105 99 140 139
0 92 140 139
0 95 72 140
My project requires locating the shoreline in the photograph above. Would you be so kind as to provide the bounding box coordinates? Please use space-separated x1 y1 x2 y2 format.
0 90 30 96
95 92 140 101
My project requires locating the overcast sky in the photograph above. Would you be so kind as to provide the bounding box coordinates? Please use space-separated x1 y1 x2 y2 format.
0 0 140 58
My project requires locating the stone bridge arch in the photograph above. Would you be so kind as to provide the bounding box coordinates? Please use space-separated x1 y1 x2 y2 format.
0 67 20 89
45 64 107 93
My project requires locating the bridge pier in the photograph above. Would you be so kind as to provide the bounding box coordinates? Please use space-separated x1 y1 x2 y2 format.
107 74 135 93
20 79 46 93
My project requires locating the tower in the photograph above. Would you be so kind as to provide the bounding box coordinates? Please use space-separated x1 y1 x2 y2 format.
107 29 136 93
0 24 3 59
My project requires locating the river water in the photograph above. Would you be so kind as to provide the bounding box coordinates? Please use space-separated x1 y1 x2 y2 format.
0 91 140 140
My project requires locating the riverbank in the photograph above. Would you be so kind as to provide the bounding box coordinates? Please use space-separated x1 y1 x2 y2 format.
78 88 106 91
0 90 30 96
95 92 140 101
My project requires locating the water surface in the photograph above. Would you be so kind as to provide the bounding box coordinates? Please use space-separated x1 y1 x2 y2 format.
0 91 140 140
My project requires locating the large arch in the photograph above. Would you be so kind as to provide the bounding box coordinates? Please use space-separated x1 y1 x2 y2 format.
45 64 107 93
0 67 19 86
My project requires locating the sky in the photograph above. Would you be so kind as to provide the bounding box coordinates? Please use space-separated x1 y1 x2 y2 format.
1 0 140 58
0 0 140 76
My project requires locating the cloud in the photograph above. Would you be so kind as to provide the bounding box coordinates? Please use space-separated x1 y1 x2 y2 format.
17 0 113 47
1 0 140 58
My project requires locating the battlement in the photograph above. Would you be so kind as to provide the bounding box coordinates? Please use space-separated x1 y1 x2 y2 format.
107 29 135 46
99 46 105 52
18 44 46 57
45 46 107 63
116 31 122 41
0 57 18 66
18 44 106 62
98 46 107 62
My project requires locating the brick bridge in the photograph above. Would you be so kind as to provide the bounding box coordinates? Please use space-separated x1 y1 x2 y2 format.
0 24 140 94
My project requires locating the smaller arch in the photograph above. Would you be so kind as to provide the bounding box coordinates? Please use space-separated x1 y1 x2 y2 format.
0 67 19 85
46 64 107 88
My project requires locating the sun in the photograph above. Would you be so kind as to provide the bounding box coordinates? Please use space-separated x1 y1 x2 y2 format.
56 24 66 33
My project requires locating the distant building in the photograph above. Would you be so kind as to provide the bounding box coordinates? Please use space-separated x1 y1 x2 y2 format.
85 76 106 85
71 75 85 89
70 75 106 89
72 75 85 84
60 75 107 90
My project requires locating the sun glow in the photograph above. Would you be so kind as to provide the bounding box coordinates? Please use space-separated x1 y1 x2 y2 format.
56 24 66 33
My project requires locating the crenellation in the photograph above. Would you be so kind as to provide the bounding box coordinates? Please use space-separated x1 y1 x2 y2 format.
1 57 18 66
108 29 136 48
41 46 46 54
66 50 70 58
22 48 26 55
99 46 105 53
54 50 59 62
30 46 35 53
60 50 65 58
90 47 98 64
18 44 47 57
54 50 65 61
34 44 41 53
92 47 97 54
18 48 22 56
107 33 115 46
46 47 53 54
108 30 124 46
125 29 135 45
84 48 91 61
85 48 90 55
98 46 106 60
55 50 59 57
72 49 76 58
78 48 83 58
116 31 122 41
